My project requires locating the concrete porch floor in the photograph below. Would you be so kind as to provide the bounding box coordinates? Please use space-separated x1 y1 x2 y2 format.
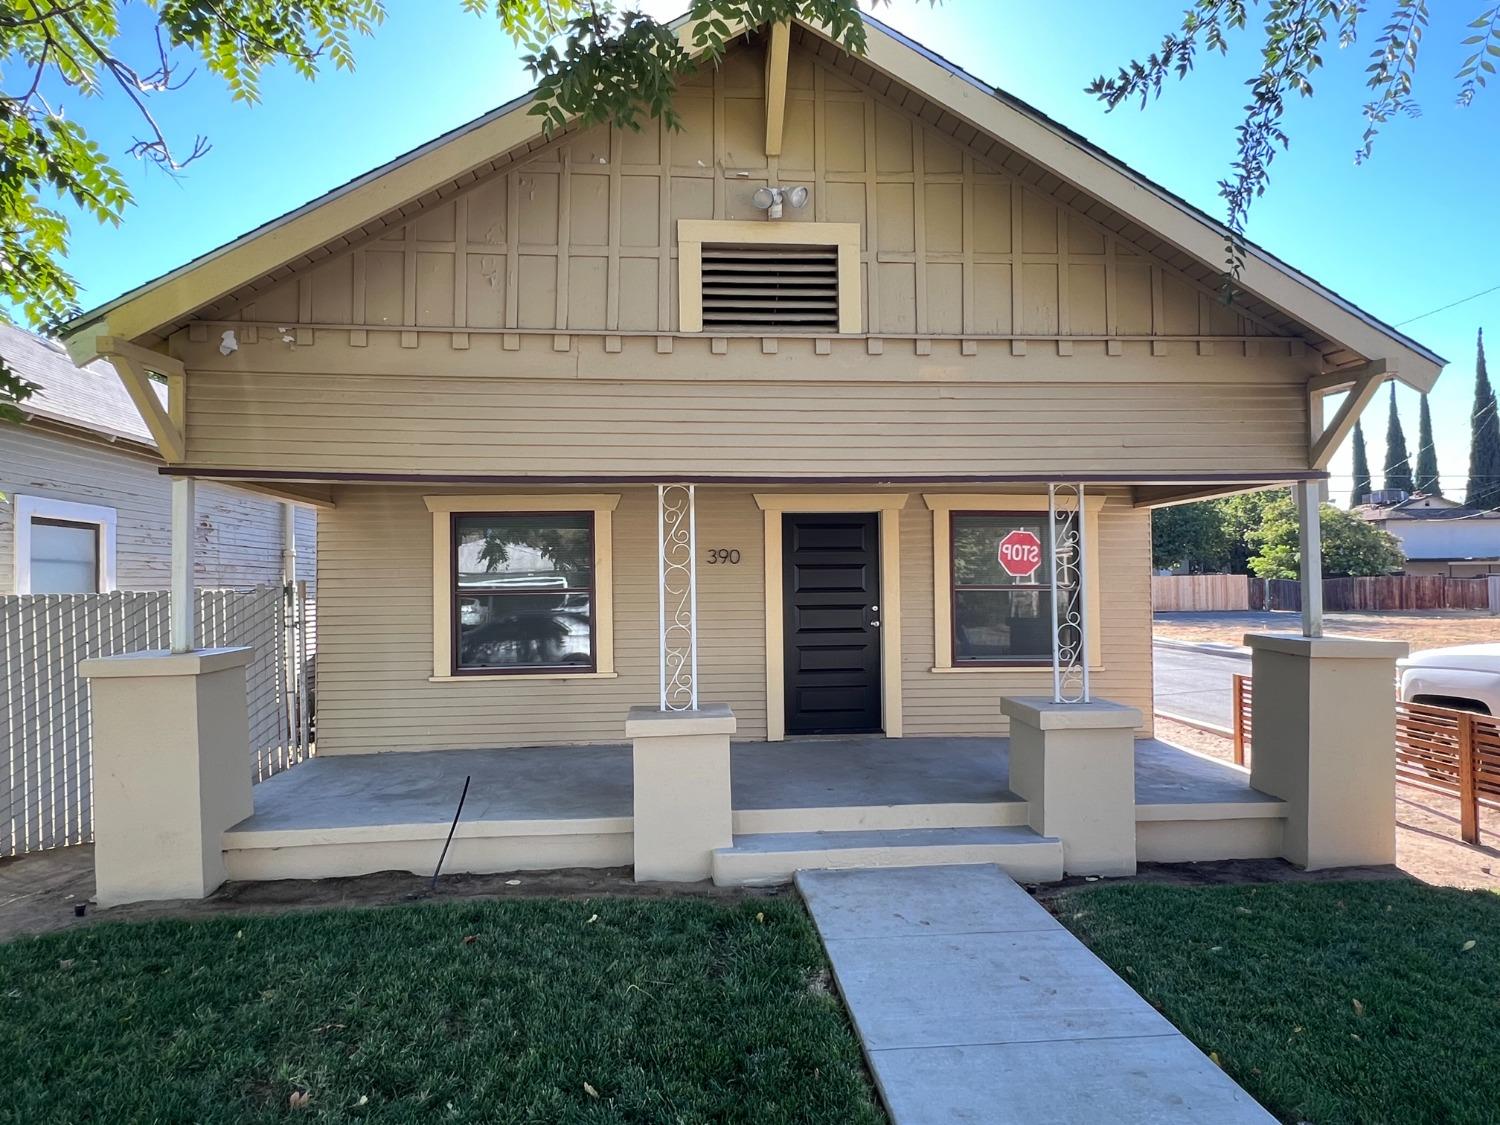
228 735 1280 835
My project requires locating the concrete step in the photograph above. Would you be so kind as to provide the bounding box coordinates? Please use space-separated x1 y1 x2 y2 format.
711 825 1064 887
732 797 1028 835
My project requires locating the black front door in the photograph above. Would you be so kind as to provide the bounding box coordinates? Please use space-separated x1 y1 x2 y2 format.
783 512 882 735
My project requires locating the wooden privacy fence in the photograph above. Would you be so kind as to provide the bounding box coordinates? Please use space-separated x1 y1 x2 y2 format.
1231 673 1500 845
1157 575 1495 613
0 584 314 857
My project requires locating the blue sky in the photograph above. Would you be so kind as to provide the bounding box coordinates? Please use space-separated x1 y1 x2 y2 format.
53 1 1500 504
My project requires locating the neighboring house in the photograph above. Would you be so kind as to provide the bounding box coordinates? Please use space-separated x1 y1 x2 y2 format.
62 16 1442 899
1356 490 1500 577
0 323 316 593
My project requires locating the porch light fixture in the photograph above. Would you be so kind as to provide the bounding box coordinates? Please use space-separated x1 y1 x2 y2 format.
751 184 808 220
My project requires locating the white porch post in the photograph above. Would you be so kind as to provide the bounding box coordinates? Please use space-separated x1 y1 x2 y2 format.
630 482 734 881
170 476 196 653
1296 479 1324 638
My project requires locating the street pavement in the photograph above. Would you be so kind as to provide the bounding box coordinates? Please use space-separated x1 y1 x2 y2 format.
1152 639 1249 730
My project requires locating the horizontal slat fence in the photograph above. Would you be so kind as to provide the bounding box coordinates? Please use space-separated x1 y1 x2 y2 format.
0 584 313 857
1233 678 1499 845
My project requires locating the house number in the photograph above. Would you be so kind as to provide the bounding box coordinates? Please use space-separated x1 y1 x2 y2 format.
706 548 742 565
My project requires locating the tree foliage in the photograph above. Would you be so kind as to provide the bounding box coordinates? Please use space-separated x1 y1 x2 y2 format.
0 0 876 423
1151 487 1283 573
1089 3 1498 277
1384 383 1414 493
1467 328 1500 510
1350 417 1373 507
1414 391 1441 496
1246 492 1406 579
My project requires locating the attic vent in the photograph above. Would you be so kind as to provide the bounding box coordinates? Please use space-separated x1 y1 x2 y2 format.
699 242 840 331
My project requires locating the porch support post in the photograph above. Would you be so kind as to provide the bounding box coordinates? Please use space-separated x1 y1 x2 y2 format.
1296 480 1323 638
1244 634 1406 869
1000 696 1139 877
631 483 734 882
80 647 254 905
170 476 196 653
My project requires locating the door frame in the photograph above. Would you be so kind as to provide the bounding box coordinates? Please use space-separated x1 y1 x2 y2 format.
755 493 906 741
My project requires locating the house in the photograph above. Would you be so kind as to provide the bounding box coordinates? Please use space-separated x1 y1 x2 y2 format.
62 16 1439 904
1 322 317 594
1355 490 1500 577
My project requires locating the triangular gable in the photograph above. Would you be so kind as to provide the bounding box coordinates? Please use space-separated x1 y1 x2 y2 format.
62 14 1443 391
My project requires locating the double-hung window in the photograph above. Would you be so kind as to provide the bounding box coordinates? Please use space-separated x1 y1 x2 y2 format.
451 512 596 674
950 512 1053 665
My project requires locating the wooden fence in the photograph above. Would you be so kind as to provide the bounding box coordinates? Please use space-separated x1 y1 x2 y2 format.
0 584 314 856
1231 673 1500 845
1156 575 1494 613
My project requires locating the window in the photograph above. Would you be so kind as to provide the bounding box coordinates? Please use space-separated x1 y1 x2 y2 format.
678 220 861 334
12 496 117 594
951 513 1053 665
452 513 596 674
424 494 618 681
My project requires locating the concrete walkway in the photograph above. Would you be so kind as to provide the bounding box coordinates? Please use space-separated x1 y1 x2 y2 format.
797 865 1274 1124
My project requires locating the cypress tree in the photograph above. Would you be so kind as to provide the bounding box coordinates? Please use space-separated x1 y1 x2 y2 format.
1467 328 1500 510
1350 419 1372 507
1414 393 1442 496
1384 382 1414 494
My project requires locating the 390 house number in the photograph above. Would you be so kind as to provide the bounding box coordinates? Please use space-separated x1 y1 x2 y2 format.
706 548 742 565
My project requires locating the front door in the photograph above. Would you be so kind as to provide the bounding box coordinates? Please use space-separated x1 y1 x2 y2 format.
782 512 882 734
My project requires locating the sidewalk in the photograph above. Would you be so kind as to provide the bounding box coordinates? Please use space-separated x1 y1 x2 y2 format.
797 864 1273 1124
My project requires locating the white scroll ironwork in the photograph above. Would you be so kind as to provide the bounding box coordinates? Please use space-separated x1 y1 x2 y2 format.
1048 482 1091 704
657 483 699 711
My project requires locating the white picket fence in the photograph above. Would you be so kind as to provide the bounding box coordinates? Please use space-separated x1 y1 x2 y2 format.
0 583 314 856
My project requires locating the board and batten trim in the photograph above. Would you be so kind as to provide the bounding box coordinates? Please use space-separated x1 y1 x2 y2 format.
754 492 906 741
678 220 862 334
422 493 620 682
922 493 1106 672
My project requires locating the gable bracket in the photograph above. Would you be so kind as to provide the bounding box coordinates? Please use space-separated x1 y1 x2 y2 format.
1308 360 1388 470
96 335 186 463
764 21 790 157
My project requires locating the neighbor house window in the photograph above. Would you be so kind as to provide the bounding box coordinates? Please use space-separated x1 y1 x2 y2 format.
452 513 596 674
13 496 117 594
424 495 619 681
950 513 1053 665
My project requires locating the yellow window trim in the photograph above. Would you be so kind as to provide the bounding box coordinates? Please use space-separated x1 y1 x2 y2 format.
423 493 619 681
922 493 1106 672
678 219 862 335
756 492 905 742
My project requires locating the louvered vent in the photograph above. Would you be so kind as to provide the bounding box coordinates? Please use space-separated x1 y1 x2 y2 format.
699 243 840 331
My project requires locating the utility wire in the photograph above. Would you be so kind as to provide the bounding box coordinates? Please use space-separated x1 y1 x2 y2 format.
1393 282 1500 327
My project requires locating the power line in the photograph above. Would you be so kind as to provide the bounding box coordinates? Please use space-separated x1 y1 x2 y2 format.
1393 282 1500 327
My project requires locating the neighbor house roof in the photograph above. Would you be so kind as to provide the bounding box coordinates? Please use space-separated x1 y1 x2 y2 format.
59 13 1445 391
3 322 161 449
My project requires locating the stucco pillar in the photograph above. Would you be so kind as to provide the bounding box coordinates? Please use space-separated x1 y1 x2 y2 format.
80 647 254 906
1244 634 1406 869
1000 697 1140 876
627 704 735 882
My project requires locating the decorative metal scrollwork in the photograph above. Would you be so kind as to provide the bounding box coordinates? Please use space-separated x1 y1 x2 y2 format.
657 483 699 711
1048 482 1091 704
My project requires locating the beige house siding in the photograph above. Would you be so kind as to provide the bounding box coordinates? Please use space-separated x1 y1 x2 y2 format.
1 423 316 592
314 485 1148 754
180 368 1309 478
201 42 1287 346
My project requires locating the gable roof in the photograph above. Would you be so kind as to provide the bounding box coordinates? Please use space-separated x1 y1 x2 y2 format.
3 322 161 449
61 13 1444 390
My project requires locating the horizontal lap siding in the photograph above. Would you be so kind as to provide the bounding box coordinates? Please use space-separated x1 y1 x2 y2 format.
185 373 1307 476
316 486 1153 753
899 496 1154 736
313 486 767 753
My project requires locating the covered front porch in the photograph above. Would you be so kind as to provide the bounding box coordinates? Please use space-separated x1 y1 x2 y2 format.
221 735 1287 887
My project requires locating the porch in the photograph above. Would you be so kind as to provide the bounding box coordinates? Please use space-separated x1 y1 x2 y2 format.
221 735 1287 887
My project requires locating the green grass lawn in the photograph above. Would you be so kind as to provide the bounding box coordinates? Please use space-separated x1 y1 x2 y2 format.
0 896 884 1124
1056 879 1500 1125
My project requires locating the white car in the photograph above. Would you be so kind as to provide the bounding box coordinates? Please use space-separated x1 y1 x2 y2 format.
1398 644 1500 715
